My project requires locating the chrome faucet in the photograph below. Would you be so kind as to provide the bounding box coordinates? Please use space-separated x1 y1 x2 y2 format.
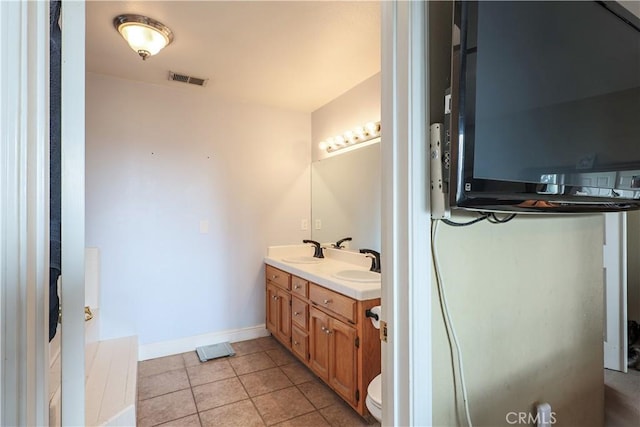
303 239 324 258
359 249 381 273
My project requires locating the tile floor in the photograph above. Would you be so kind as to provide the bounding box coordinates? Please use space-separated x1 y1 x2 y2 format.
137 336 380 427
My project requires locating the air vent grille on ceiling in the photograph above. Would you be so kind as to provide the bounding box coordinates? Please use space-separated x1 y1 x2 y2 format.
168 71 208 87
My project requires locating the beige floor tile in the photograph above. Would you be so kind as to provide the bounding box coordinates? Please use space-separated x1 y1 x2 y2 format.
280 361 317 385
139 354 185 378
229 352 276 375
187 359 236 386
136 339 376 427
138 368 191 401
182 351 203 367
252 386 315 425
199 399 265 427
157 413 202 426
273 411 330 427
232 339 266 356
319 401 371 426
192 376 249 412
296 380 342 410
239 367 293 397
137 389 197 427
255 336 282 351
266 348 297 366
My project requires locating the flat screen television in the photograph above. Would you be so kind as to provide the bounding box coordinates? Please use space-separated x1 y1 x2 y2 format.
447 1 640 213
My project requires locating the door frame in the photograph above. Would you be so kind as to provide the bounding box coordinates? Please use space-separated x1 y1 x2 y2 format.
603 213 628 372
1 1 433 425
60 1 87 425
381 2 432 425
0 1 50 425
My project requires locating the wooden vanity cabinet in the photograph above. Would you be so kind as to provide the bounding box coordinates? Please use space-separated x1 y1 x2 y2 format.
309 307 330 380
291 296 308 330
275 287 291 346
265 267 291 348
329 316 358 404
291 276 308 298
265 264 380 417
309 307 358 405
266 283 279 333
291 326 308 361
291 295 309 361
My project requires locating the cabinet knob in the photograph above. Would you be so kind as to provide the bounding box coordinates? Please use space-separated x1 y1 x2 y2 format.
293 311 300 316
323 299 332 305
325 328 332 335
272 295 278 300
272 275 279 279
293 340 299 346
294 285 300 289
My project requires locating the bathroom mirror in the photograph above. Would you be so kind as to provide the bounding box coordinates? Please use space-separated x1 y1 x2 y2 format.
311 141 381 252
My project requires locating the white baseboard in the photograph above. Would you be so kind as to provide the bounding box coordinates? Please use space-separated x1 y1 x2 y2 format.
138 324 271 361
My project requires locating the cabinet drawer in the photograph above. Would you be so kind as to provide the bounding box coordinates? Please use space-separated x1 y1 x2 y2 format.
291 276 308 298
291 326 308 363
309 283 356 323
291 296 308 330
266 265 290 290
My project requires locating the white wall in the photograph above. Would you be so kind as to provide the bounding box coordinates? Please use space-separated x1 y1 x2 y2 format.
86 73 311 347
627 211 640 321
311 73 381 162
432 216 604 426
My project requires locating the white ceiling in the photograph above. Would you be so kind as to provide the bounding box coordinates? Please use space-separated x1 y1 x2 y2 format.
86 1 381 113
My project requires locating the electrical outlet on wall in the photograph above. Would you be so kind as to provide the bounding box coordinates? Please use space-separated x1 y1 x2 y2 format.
300 219 308 230
315 219 322 230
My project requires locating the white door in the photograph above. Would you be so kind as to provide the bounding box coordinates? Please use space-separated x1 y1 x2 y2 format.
603 212 628 372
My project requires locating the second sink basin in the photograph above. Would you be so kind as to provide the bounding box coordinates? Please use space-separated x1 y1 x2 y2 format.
282 256 323 264
333 269 381 283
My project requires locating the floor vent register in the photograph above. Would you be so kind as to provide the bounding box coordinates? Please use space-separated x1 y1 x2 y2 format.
195 342 235 362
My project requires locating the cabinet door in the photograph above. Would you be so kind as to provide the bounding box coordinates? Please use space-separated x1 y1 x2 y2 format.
329 318 358 405
309 307 330 381
276 288 291 346
291 326 309 363
266 283 279 334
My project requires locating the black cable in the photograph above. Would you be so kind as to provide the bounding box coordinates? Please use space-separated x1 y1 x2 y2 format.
441 215 488 227
441 212 517 227
487 213 517 224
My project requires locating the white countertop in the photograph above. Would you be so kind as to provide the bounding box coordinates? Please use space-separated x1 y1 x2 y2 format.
264 245 381 301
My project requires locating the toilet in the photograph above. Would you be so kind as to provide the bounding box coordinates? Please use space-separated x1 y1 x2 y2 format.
366 373 382 422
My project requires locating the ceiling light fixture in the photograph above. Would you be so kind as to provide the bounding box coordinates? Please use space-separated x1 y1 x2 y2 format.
319 121 381 154
113 14 174 61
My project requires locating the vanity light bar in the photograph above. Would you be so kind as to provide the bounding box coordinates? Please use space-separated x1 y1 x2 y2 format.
319 121 381 153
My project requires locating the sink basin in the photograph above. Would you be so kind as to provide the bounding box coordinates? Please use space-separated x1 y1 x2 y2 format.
282 256 323 264
332 269 381 283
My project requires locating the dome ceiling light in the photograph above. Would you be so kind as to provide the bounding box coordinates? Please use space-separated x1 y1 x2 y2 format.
113 14 174 61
